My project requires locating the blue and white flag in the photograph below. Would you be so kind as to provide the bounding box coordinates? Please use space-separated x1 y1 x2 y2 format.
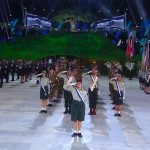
26 13 51 29
96 15 125 30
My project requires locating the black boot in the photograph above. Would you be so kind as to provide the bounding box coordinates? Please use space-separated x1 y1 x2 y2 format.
88 108 92 115
63 108 69 114
92 108 96 115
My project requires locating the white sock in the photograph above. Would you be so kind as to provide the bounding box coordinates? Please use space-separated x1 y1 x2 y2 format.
42 107 44 110
44 108 46 110
74 130 77 133
115 111 117 114
78 130 81 133
118 111 120 114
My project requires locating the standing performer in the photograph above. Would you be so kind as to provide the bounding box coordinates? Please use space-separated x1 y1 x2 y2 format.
57 68 75 114
125 59 135 80
145 66 150 94
109 74 125 117
39 70 50 113
82 67 100 115
10 60 16 81
4 61 10 83
0 61 4 88
63 78 87 137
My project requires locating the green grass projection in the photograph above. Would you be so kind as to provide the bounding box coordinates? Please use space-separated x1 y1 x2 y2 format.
0 32 130 61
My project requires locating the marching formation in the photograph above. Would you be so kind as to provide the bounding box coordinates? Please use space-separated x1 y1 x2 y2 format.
1 57 150 138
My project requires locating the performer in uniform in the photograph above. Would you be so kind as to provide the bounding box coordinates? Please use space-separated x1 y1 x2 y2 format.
145 66 150 94
63 78 87 137
82 67 100 115
10 60 16 81
0 60 4 88
39 70 50 113
125 59 135 80
4 61 10 83
57 68 75 114
109 74 125 117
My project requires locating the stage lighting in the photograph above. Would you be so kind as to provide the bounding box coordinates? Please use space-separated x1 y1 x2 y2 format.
52 10 54 11
98 10 100 13
43 9 45 11
10 14 12 16
117 10 119 12
140 17 143 20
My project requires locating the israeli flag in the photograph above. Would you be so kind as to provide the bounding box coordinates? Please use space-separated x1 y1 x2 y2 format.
26 13 51 29
96 15 125 30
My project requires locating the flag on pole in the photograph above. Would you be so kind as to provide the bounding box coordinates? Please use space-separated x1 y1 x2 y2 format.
96 15 125 30
143 42 150 65
26 13 51 29
126 30 135 58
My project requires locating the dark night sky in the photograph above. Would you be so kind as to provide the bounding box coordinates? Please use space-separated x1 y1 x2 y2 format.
0 0 150 25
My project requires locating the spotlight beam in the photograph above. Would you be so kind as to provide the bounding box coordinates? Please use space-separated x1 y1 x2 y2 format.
14 0 25 19
98 0 101 11
126 0 137 26
117 0 125 10
0 2 10 39
46 0 60 19
6 0 11 16
2 0 9 24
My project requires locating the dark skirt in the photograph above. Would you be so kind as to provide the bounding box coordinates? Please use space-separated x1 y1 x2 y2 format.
145 81 150 87
139 77 143 83
113 90 123 105
40 86 48 100
71 100 85 121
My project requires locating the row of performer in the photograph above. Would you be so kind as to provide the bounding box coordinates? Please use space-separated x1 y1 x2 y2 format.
37 64 126 138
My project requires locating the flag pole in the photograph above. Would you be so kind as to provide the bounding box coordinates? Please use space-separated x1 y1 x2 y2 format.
148 34 150 65
25 11 28 36
124 13 126 30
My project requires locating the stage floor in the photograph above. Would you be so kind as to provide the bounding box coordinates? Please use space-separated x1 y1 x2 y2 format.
0 76 150 150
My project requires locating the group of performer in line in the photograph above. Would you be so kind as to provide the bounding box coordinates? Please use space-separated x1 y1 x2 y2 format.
1 57 150 137
37 60 132 137
38 65 101 137
138 64 150 94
